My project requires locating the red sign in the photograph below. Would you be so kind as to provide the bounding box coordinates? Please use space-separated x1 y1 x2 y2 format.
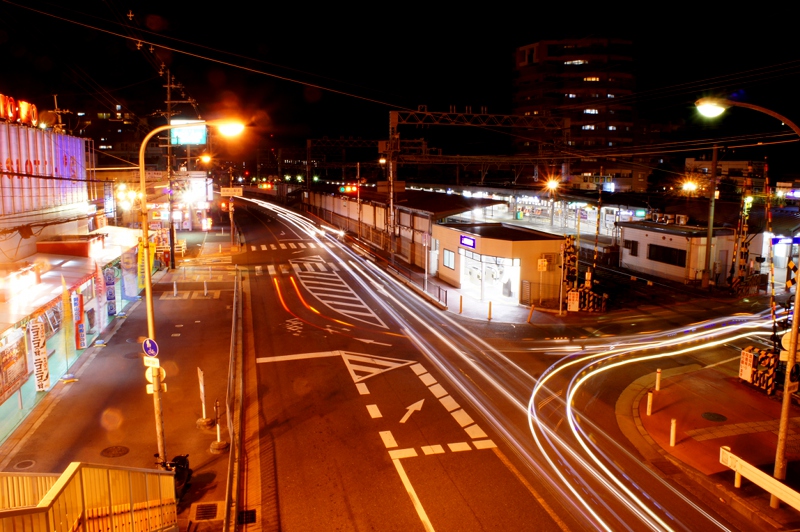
0 93 39 127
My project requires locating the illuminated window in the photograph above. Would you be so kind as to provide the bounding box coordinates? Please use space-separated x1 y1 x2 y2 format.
582 125 595 130
608 125 617 131
584 77 600 82
98 113 110 119
607 94 615 98
564 60 587 65
565 93 576 98
115 105 122 111
524 111 531 116
99 145 112 150
608 142 613 146
443 249 455 269
584 109 599 114
77 112 85 117
591 93 600 98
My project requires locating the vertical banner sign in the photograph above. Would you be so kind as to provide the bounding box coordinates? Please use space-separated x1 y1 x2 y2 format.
29 321 50 391
120 246 138 301
61 276 75 367
104 266 117 316
73 293 86 350
95 262 107 331
138 241 146 290
198 367 206 411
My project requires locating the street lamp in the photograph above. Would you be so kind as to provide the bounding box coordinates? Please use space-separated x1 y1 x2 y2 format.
138 119 243 467
546 179 559 226
696 97 800 509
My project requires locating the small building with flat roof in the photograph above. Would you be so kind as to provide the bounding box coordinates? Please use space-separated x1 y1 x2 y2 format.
432 222 563 305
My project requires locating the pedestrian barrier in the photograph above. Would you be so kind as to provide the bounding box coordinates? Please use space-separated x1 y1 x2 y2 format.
720 446 800 512
566 286 606 312
0 462 178 532
739 346 777 395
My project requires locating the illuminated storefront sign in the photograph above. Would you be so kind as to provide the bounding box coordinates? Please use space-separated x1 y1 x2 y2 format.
0 93 38 127
460 235 476 249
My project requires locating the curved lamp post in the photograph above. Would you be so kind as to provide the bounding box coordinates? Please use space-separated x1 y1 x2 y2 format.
139 119 243 467
697 97 800 509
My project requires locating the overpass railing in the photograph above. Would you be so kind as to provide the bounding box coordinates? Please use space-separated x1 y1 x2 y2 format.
0 462 177 532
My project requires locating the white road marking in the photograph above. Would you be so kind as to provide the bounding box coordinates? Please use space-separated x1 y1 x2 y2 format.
379 431 397 448
367 404 382 418
251 245 256 251
356 382 370 395
447 442 471 452
279 243 287 250
308 243 317 248
270 244 277 250
421 445 445 455
261 244 268 250
256 351 414 384
267 265 276 276
451 410 474 428
464 425 488 439
439 396 460 412
389 449 418 459
473 440 497 450
418 373 437 386
392 459 436 532
427 384 448 398
289 243 297 249
410 364 427 375
299 243 307 249
399 399 424 424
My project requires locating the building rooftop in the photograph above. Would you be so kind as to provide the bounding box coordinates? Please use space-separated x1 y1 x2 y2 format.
440 223 563 241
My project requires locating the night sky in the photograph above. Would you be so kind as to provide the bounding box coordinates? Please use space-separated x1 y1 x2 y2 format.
2 1 800 175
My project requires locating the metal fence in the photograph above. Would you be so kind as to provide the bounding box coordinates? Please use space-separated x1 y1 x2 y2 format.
223 268 243 532
0 462 177 532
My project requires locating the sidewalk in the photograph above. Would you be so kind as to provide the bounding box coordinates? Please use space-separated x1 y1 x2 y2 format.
0 230 239 531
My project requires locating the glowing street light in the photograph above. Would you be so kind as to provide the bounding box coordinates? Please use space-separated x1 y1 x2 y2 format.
138 119 243 467
696 97 800 509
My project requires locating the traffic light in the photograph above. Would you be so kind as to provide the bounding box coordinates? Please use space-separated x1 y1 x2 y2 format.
339 184 359 193
220 200 228 212
258 182 274 190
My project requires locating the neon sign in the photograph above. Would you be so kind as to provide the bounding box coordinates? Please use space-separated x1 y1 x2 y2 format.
460 235 476 249
0 93 38 127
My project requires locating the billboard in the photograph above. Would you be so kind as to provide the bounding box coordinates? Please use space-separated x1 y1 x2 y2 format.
169 119 207 146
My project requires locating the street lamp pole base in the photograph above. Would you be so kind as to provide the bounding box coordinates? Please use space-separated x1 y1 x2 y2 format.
210 440 230 454
196 417 214 429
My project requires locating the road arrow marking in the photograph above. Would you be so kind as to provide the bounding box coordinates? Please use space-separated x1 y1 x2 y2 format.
354 338 393 347
400 399 424 423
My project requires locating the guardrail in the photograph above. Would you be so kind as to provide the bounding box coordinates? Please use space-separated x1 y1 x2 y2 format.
223 268 243 532
0 462 177 532
719 445 800 511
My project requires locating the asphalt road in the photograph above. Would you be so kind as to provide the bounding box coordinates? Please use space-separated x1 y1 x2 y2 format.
233 198 776 531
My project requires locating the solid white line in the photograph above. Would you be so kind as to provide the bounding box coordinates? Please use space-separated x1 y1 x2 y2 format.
256 351 340 363
392 458 436 532
705 355 740 369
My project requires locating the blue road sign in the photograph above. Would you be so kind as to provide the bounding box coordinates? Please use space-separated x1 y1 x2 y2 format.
142 338 159 357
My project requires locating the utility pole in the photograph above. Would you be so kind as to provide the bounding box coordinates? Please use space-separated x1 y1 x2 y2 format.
165 70 176 270
701 146 719 289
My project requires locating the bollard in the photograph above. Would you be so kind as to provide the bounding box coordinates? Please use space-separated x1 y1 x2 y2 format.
669 418 677 447
488 301 492 321
527 305 535 324
210 398 230 453
459 295 463 314
646 391 653 416
735 471 742 489
656 368 662 391
173 281 178 297
204 280 208 296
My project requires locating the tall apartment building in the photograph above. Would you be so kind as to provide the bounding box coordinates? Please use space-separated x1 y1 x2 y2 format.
513 38 640 191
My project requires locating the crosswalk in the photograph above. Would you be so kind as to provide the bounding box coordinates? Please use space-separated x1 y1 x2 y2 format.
264 255 386 329
251 241 330 252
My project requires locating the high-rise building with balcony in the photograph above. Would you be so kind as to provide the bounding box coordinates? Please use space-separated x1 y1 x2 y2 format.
513 37 641 190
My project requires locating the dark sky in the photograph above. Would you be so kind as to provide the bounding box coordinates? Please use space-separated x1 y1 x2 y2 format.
3 1 800 174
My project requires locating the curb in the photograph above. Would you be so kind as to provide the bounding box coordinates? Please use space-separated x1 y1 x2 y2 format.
621 368 785 530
